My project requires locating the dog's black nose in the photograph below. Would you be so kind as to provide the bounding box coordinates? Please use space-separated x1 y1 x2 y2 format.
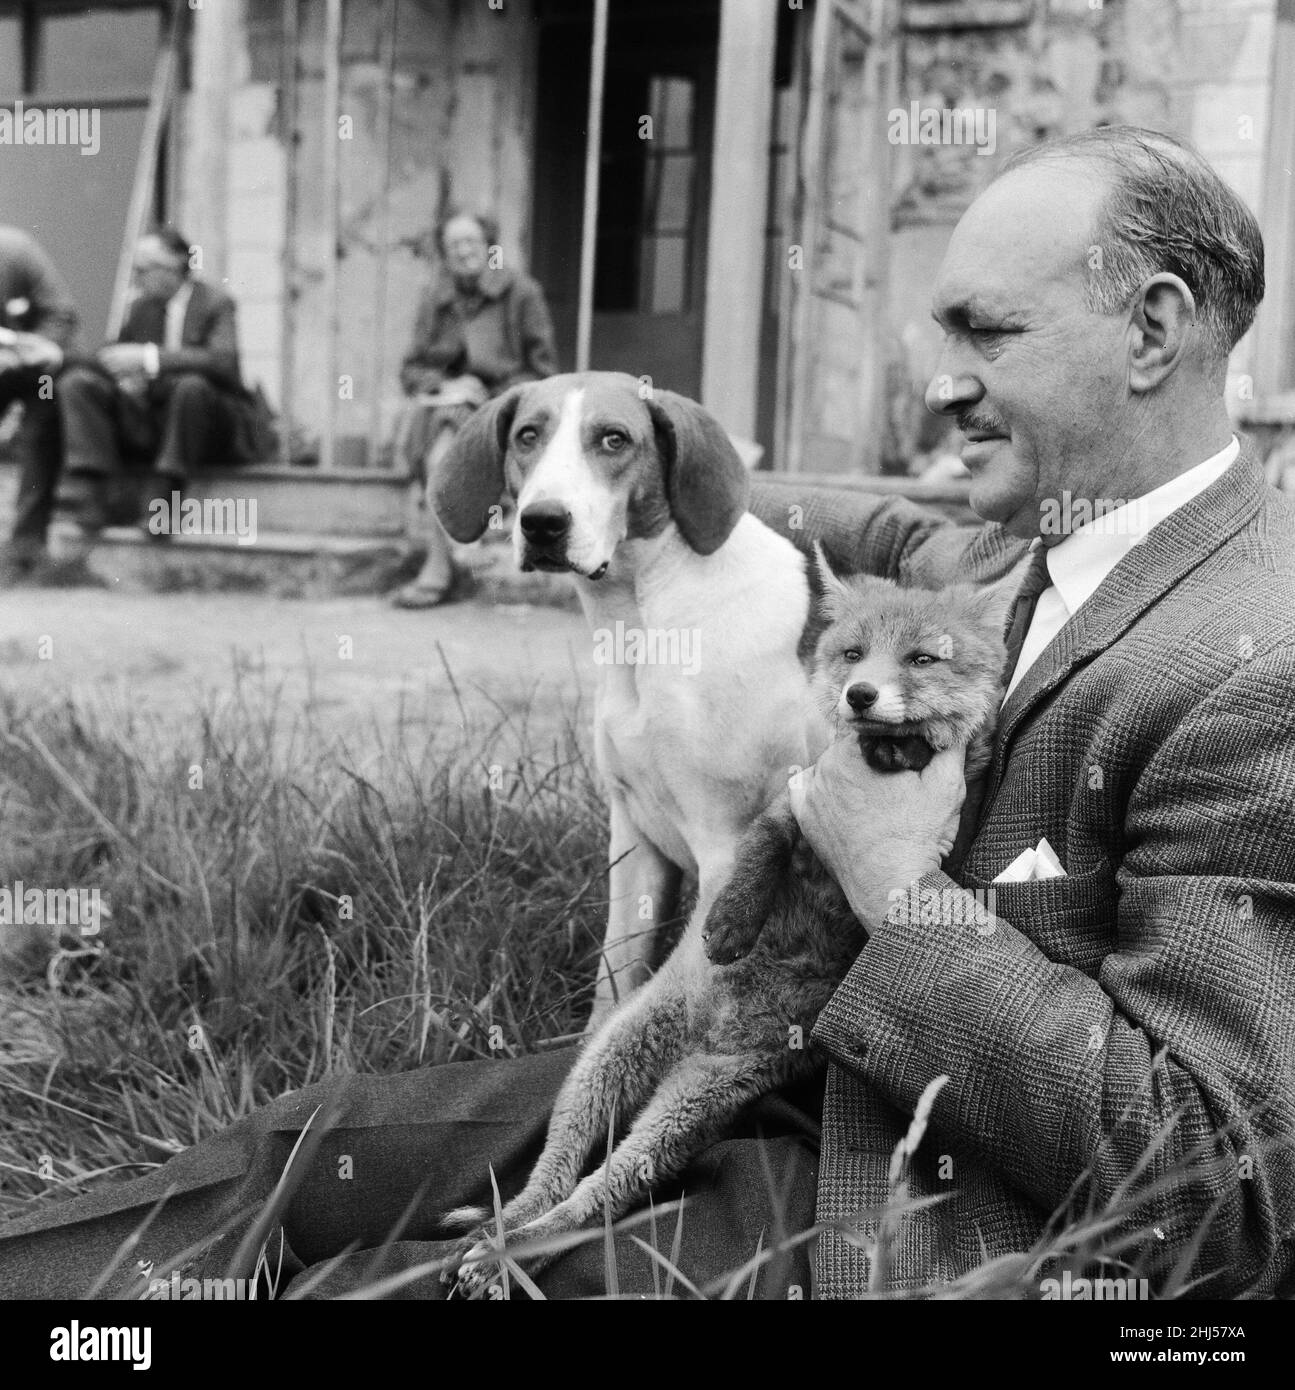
519 500 571 545
845 682 878 711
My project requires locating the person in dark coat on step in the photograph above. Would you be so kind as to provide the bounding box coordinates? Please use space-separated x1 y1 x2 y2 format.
56 227 260 535
0 224 77 579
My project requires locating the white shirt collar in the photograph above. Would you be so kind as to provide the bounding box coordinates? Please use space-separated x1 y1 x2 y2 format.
1043 436 1240 619
164 279 194 351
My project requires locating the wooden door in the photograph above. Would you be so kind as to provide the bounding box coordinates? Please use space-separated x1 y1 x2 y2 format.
532 0 719 398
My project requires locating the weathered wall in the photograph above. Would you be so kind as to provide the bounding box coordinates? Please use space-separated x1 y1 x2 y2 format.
886 0 1279 467
178 0 538 464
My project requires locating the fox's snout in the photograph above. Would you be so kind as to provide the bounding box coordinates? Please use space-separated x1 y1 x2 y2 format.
844 682 878 712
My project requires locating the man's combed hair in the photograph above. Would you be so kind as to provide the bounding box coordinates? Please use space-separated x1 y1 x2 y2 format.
1000 125 1265 357
148 225 193 273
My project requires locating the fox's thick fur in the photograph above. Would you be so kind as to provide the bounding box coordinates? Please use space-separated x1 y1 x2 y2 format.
445 552 1022 1295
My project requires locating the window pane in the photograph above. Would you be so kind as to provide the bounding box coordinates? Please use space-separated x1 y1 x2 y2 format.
645 152 693 235
648 75 694 150
35 8 161 97
642 235 687 315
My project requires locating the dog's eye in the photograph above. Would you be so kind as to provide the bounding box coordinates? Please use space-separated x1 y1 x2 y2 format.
602 431 628 452
909 653 938 666
515 426 539 448
843 648 862 663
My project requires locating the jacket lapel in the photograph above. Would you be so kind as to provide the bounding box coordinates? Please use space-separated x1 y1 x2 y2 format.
981 447 1268 806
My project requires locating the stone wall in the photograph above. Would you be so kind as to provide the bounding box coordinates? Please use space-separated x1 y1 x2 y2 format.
885 0 1280 468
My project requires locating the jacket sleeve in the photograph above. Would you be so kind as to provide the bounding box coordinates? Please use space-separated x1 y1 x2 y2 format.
499 277 559 387
812 645 1295 1297
399 292 456 394
13 237 78 350
748 478 984 585
156 293 243 392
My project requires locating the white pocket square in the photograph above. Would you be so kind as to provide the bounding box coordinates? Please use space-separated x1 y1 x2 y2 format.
993 837 1067 883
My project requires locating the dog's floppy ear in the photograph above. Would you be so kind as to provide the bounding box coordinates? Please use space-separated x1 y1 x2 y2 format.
647 389 751 555
429 386 524 541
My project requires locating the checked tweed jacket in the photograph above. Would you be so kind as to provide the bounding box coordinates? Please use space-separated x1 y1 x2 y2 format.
750 445 1295 1299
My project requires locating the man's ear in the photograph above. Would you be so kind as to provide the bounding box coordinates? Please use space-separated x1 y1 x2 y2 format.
1128 272 1196 392
647 389 750 554
430 386 524 541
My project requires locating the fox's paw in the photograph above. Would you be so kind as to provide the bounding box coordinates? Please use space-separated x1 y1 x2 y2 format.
702 912 753 965
442 1227 504 1300
859 733 934 773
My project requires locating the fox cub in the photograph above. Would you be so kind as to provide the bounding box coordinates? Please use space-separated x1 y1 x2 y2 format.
447 548 1020 1294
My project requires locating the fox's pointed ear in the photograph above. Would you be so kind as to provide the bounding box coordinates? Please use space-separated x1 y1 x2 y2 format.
811 542 854 617
958 550 1039 634
430 386 524 541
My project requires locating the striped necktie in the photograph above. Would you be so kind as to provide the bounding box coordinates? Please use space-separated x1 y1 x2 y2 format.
1001 540 1053 690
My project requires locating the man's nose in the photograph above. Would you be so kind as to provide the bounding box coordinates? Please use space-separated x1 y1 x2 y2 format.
923 347 981 418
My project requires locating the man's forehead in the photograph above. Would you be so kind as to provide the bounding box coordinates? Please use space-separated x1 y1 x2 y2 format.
933 163 1108 315
135 236 177 268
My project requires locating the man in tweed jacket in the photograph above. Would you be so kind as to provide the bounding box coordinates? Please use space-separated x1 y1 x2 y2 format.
0 127 1290 1302
749 126 1295 1298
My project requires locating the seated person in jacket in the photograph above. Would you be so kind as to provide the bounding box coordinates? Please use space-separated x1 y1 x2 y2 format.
58 228 260 533
0 225 77 578
392 210 558 608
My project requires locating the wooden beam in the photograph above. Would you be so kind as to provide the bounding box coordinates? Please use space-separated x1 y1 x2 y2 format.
1253 0 1295 405
575 0 609 373
280 0 301 466
183 0 232 275
701 0 778 437
371 0 398 468
106 0 185 341
320 0 344 470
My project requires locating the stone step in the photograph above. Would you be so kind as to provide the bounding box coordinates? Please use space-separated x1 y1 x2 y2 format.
43 522 575 605
172 463 414 537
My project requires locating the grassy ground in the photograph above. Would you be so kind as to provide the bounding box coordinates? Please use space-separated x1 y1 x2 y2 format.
0 673 608 1203
0 642 1259 1301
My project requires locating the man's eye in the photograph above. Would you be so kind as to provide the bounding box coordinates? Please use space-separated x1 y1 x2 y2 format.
602 431 628 451
516 426 539 447
843 648 862 663
910 653 938 667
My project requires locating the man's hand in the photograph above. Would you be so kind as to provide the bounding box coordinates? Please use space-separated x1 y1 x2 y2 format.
0 328 62 372
438 374 488 408
789 740 967 931
98 343 151 378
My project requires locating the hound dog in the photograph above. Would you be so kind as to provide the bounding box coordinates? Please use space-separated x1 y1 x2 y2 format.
433 372 822 1023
